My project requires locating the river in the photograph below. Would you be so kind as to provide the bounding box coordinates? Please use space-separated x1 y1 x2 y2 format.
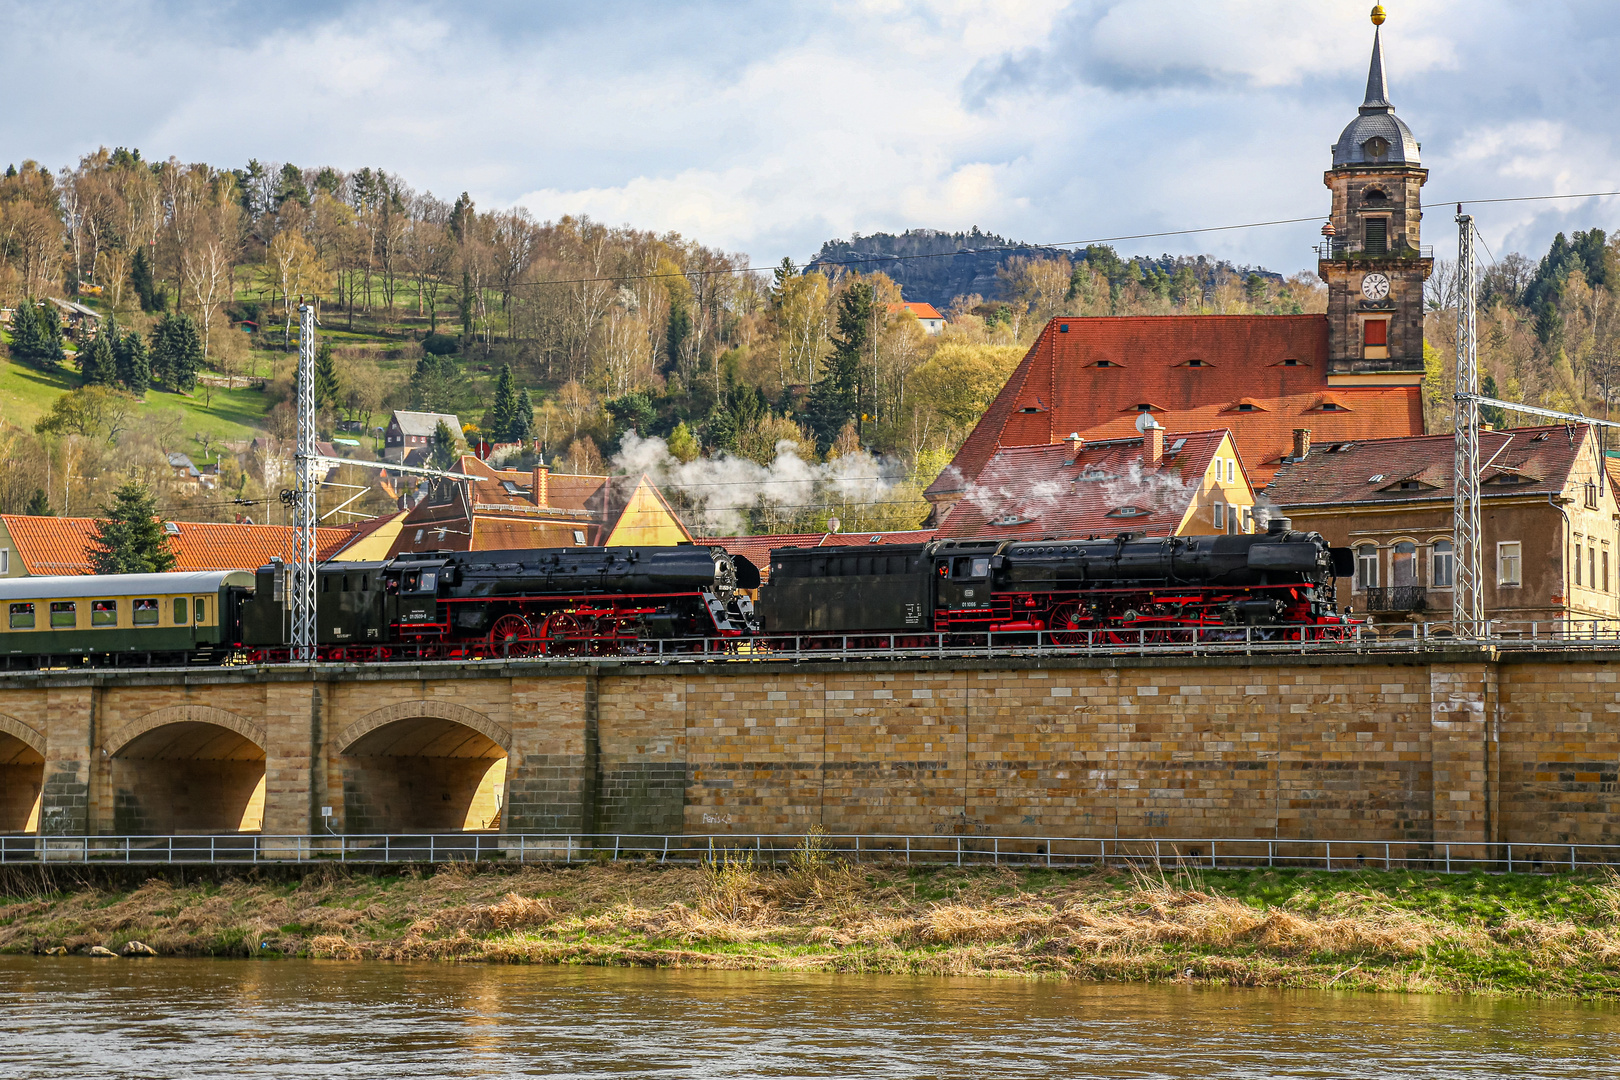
2 957 1616 1078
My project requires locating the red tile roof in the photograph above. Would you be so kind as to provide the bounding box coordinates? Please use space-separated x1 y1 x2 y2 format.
891 301 944 321
1265 425 1597 507
927 315 1423 497
934 430 1232 540
0 516 360 575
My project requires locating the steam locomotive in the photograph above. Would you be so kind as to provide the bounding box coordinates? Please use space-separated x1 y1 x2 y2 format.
0 520 1353 667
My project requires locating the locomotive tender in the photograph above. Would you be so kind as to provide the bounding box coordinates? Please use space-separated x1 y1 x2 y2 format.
0 522 1352 667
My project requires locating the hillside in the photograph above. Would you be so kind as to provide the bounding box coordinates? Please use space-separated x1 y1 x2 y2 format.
806 228 1283 309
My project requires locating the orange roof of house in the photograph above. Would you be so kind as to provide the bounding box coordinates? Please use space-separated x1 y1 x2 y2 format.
926 315 1423 496
0 516 360 575
891 301 944 321
934 430 1232 540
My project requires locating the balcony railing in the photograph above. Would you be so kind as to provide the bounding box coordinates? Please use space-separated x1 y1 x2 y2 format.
1315 241 1435 261
1362 586 1428 613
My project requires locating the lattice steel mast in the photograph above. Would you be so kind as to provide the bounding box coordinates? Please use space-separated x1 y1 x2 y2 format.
290 302 319 661
1452 212 1484 638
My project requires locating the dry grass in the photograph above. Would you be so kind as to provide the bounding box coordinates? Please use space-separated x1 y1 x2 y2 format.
3 859 1619 998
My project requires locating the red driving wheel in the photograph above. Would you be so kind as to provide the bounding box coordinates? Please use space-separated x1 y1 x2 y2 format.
541 611 589 656
489 614 539 658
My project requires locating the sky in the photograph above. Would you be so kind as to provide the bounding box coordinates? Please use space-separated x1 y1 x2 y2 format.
4 0 1620 278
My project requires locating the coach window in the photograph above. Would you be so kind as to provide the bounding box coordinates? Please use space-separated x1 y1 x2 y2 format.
50 601 77 629
133 599 160 625
194 597 207 624
174 597 188 624
8 603 34 629
91 600 118 627
1355 544 1379 591
1391 541 1417 587
1431 540 1454 589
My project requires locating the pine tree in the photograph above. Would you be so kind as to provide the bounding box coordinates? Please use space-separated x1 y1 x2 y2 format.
37 302 66 364
409 353 461 412
150 312 202 391
6 299 52 367
807 282 873 451
664 303 691 374
116 330 151 396
25 488 49 516
131 247 161 312
488 365 519 440
88 480 177 574
79 332 117 386
313 342 341 409
514 388 534 442
428 419 459 471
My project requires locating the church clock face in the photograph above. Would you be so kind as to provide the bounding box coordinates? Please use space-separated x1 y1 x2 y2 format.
1361 272 1391 301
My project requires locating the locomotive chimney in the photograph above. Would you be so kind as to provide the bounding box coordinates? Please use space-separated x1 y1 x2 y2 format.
1144 426 1164 466
1292 428 1312 460
532 465 549 508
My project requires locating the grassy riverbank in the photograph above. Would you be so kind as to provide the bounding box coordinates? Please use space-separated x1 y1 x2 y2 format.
3 846 1618 999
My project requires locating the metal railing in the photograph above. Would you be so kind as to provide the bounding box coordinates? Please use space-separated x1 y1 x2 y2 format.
13 620 1620 676
1361 586 1428 613
1315 241 1435 261
3 832 1617 874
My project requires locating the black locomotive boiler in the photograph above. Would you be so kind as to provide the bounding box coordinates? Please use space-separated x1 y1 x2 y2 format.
240 544 760 661
761 518 1354 643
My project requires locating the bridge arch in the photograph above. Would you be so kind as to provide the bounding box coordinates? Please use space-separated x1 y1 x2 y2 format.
106 705 266 835
0 713 45 835
337 701 509 834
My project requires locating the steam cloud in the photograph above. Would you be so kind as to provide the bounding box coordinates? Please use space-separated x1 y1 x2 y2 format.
611 432 913 536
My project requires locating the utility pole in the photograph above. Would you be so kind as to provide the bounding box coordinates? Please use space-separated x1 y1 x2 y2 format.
290 302 318 661
1452 212 1484 638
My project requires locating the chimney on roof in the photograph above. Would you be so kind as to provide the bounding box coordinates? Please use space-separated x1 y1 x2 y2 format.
1067 431 1083 454
1145 426 1164 466
1292 428 1312 460
532 465 549 508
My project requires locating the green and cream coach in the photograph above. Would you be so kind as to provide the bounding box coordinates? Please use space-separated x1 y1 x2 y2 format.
0 572 253 667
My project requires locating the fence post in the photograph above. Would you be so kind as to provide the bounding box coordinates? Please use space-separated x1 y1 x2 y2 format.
1444 843 1451 873
906 836 911 865
614 835 621 862
662 835 669 863
1507 843 1513 873
994 837 999 866
1210 840 1216 871
1385 842 1390 871
1325 841 1331 871
1572 844 1577 871
429 835 436 863
957 836 962 867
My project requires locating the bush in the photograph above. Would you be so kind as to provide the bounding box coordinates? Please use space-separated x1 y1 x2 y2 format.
422 333 459 356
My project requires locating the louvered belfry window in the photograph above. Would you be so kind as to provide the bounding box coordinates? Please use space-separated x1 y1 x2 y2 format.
1364 218 1388 255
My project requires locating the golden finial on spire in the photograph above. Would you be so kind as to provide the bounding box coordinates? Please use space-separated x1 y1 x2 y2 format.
1371 5 1387 25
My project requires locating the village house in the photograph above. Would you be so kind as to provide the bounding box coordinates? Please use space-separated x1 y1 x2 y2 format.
1265 425 1619 633
384 410 463 463
387 456 692 556
890 301 945 335
925 24 1429 511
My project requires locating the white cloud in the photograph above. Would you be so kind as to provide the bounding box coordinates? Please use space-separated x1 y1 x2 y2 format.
3 0 1620 276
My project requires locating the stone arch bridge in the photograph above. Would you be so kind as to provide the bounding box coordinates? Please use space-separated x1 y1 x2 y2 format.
0 651 1616 845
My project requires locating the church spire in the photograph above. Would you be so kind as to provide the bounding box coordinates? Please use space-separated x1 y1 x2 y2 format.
1361 26 1392 112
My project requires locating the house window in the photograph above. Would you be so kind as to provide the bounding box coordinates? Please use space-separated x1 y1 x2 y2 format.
1241 507 1253 533
1585 480 1600 509
573 530 587 545
133 599 160 626
1591 547 1597 591
91 600 118 627
0 548 7 574
1575 543 1583 586
1213 502 1225 529
1364 320 1388 347
1226 459 1235 483
1391 541 1417 587
1356 544 1379 590
50 601 77 629
8 602 34 629
1497 541 1521 587
1227 510 1240 535
1431 540 1454 588
1364 217 1388 255
1605 550 1611 593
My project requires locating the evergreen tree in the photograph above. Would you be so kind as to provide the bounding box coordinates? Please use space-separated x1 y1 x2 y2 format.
514 388 534 442
806 282 873 451
25 488 49 516
130 247 163 312
409 353 461 412
664 303 691 374
79 332 118 386
150 312 202 391
770 257 797 307
1480 374 1507 428
276 162 310 209
428 419 459 471
487 364 520 440
6 299 54 367
87 480 177 574
37 302 66 364
313 342 341 409
115 330 151 396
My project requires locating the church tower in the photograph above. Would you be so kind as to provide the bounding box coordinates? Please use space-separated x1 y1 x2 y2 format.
1319 7 1432 381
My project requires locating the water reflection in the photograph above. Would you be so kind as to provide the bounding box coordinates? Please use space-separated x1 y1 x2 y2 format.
2 957 1616 1079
